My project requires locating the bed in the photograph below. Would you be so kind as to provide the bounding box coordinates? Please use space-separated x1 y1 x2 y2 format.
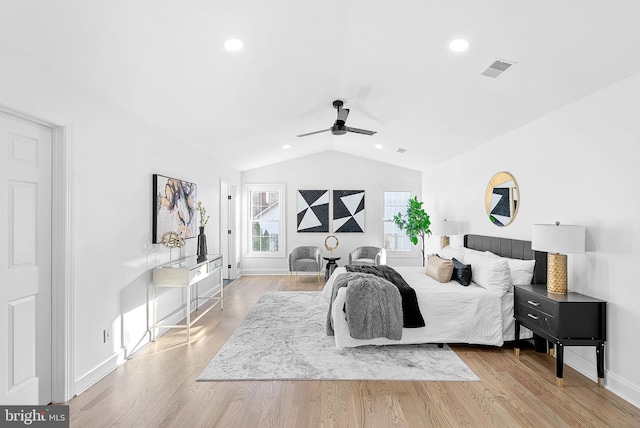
321 234 546 348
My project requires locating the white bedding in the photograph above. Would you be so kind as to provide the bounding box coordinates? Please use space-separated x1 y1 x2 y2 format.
321 266 531 348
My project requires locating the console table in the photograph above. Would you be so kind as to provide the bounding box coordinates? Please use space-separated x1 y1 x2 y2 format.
514 284 606 387
152 255 223 342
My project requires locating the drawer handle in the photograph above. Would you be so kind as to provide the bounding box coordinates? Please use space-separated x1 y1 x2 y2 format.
527 300 540 307
527 313 539 320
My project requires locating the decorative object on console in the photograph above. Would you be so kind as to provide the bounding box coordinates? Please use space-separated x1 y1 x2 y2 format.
393 196 431 266
297 190 329 232
333 190 365 233
324 234 339 256
485 171 519 227
160 231 185 265
152 174 197 243
196 201 209 262
532 222 585 294
433 219 459 248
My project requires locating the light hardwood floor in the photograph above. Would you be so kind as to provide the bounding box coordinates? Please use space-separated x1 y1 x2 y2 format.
67 275 640 427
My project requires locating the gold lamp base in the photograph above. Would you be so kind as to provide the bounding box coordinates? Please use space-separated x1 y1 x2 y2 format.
547 253 568 294
440 235 450 249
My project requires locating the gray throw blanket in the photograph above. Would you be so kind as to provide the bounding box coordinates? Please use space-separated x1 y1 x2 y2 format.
326 272 403 340
346 265 425 328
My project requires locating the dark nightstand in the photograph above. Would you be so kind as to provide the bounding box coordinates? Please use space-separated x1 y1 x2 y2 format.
514 284 606 387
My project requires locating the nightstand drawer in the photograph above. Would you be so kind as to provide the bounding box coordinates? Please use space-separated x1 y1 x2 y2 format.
514 289 557 317
516 303 557 335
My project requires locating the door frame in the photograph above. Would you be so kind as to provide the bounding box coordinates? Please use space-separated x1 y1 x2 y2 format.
1 100 75 403
220 179 238 281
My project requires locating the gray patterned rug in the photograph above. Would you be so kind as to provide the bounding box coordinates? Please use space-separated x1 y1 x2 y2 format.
197 291 479 382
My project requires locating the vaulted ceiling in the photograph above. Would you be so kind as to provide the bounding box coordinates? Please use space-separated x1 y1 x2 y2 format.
2 1 640 171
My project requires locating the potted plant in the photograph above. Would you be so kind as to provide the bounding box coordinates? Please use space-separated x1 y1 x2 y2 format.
393 196 431 266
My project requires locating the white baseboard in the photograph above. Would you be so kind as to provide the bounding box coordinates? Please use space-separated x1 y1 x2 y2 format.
603 369 640 409
75 349 125 395
565 349 640 409
76 287 223 395
241 268 319 276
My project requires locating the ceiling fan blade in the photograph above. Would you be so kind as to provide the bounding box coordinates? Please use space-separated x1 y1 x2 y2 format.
346 127 376 136
297 129 331 137
337 108 350 123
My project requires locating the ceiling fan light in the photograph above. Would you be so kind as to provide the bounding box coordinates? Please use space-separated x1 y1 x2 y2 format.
449 39 469 52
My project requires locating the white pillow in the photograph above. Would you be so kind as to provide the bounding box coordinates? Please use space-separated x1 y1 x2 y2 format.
465 252 512 293
504 258 535 285
456 247 490 264
484 251 535 285
438 246 467 261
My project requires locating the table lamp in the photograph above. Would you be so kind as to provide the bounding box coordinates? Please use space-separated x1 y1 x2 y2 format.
532 222 585 294
434 220 459 249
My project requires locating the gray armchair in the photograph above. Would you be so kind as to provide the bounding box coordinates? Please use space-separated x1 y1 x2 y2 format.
289 246 322 282
348 246 387 266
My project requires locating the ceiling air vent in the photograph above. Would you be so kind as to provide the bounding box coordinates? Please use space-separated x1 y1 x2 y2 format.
396 148 407 154
481 59 514 78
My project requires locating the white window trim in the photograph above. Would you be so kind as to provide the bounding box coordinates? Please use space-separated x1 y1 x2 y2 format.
246 183 286 258
382 189 420 257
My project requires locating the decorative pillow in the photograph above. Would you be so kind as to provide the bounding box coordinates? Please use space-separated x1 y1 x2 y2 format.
451 258 472 286
483 251 535 285
464 252 512 293
425 255 454 283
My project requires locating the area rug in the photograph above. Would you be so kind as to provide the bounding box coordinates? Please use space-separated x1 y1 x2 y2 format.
197 291 479 382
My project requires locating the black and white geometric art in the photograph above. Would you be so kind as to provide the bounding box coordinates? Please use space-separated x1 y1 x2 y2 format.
333 190 365 233
297 190 329 232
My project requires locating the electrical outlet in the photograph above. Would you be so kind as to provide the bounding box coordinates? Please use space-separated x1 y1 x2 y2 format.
103 328 112 343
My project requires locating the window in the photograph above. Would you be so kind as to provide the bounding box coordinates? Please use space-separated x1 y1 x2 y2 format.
247 184 285 256
383 191 411 252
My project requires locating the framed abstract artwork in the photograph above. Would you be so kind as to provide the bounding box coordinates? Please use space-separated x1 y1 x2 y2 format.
152 174 198 243
297 190 329 232
333 190 365 233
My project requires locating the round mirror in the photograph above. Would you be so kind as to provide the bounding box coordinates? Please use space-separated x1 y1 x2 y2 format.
485 171 520 227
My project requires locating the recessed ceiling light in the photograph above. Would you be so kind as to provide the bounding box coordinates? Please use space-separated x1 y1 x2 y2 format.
282 144 291 149
449 39 469 52
224 38 244 52
375 144 383 149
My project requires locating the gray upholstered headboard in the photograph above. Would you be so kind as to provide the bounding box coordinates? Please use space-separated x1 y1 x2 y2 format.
464 234 547 285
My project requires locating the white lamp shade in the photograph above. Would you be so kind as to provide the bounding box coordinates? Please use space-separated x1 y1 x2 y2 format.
532 224 585 254
433 220 459 236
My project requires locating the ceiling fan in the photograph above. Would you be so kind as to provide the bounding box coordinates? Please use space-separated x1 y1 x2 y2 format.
297 100 377 137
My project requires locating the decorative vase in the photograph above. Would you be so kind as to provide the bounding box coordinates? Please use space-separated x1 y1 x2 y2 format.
197 226 208 262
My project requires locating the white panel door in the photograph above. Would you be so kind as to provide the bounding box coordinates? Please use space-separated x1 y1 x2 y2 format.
0 111 52 405
221 182 230 280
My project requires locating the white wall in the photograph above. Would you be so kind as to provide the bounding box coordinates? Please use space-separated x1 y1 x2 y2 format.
0 41 241 395
241 151 423 274
423 72 640 407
